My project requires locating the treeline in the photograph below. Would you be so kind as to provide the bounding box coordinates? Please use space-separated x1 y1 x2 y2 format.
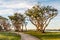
0 4 58 33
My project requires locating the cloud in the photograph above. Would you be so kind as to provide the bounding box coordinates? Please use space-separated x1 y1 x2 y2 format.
0 0 34 17
0 2 33 9
0 9 14 16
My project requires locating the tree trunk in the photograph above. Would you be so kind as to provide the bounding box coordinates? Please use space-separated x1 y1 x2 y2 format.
15 27 19 32
36 27 40 31
21 24 23 32
42 29 45 33
36 22 45 33
25 24 27 31
36 21 43 32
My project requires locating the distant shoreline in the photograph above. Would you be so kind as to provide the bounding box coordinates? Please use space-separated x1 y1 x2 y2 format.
45 29 60 32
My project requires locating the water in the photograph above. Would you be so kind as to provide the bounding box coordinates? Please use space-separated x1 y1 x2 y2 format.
45 30 60 32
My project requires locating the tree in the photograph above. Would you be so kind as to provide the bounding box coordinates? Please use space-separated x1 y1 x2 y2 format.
8 13 25 32
25 5 58 33
0 16 10 31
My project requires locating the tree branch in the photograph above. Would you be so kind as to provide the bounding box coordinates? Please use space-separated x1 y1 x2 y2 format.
29 18 37 27
43 18 52 30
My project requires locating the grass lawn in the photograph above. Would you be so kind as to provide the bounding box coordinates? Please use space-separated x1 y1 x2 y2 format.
0 32 21 40
24 30 60 40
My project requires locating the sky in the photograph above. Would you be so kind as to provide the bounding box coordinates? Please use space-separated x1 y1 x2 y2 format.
0 0 60 29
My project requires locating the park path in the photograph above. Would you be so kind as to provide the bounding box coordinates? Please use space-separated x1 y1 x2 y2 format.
15 32 40 40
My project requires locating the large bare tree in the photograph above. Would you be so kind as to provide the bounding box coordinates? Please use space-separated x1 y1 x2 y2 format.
25 5 58 33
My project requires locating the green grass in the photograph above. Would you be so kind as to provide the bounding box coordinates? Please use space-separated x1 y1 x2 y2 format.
0 32 21 40
24 30 60 40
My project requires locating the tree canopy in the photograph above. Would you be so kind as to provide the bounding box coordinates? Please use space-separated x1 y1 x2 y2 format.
0 16 10 31
8 13 25 31
25 5 58 32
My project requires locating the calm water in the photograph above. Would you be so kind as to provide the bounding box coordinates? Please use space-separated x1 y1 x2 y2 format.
45 30 60 32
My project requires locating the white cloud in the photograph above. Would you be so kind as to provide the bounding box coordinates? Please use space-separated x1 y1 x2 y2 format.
0 9 14 16
0 1 33 16
0 1 33 9
6 3 32 8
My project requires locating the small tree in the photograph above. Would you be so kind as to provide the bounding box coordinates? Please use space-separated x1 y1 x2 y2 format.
0 16 10 31
25 5 58 33
8 13 25 32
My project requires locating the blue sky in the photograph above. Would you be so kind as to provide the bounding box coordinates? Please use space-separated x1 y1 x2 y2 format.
0 0 60 29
